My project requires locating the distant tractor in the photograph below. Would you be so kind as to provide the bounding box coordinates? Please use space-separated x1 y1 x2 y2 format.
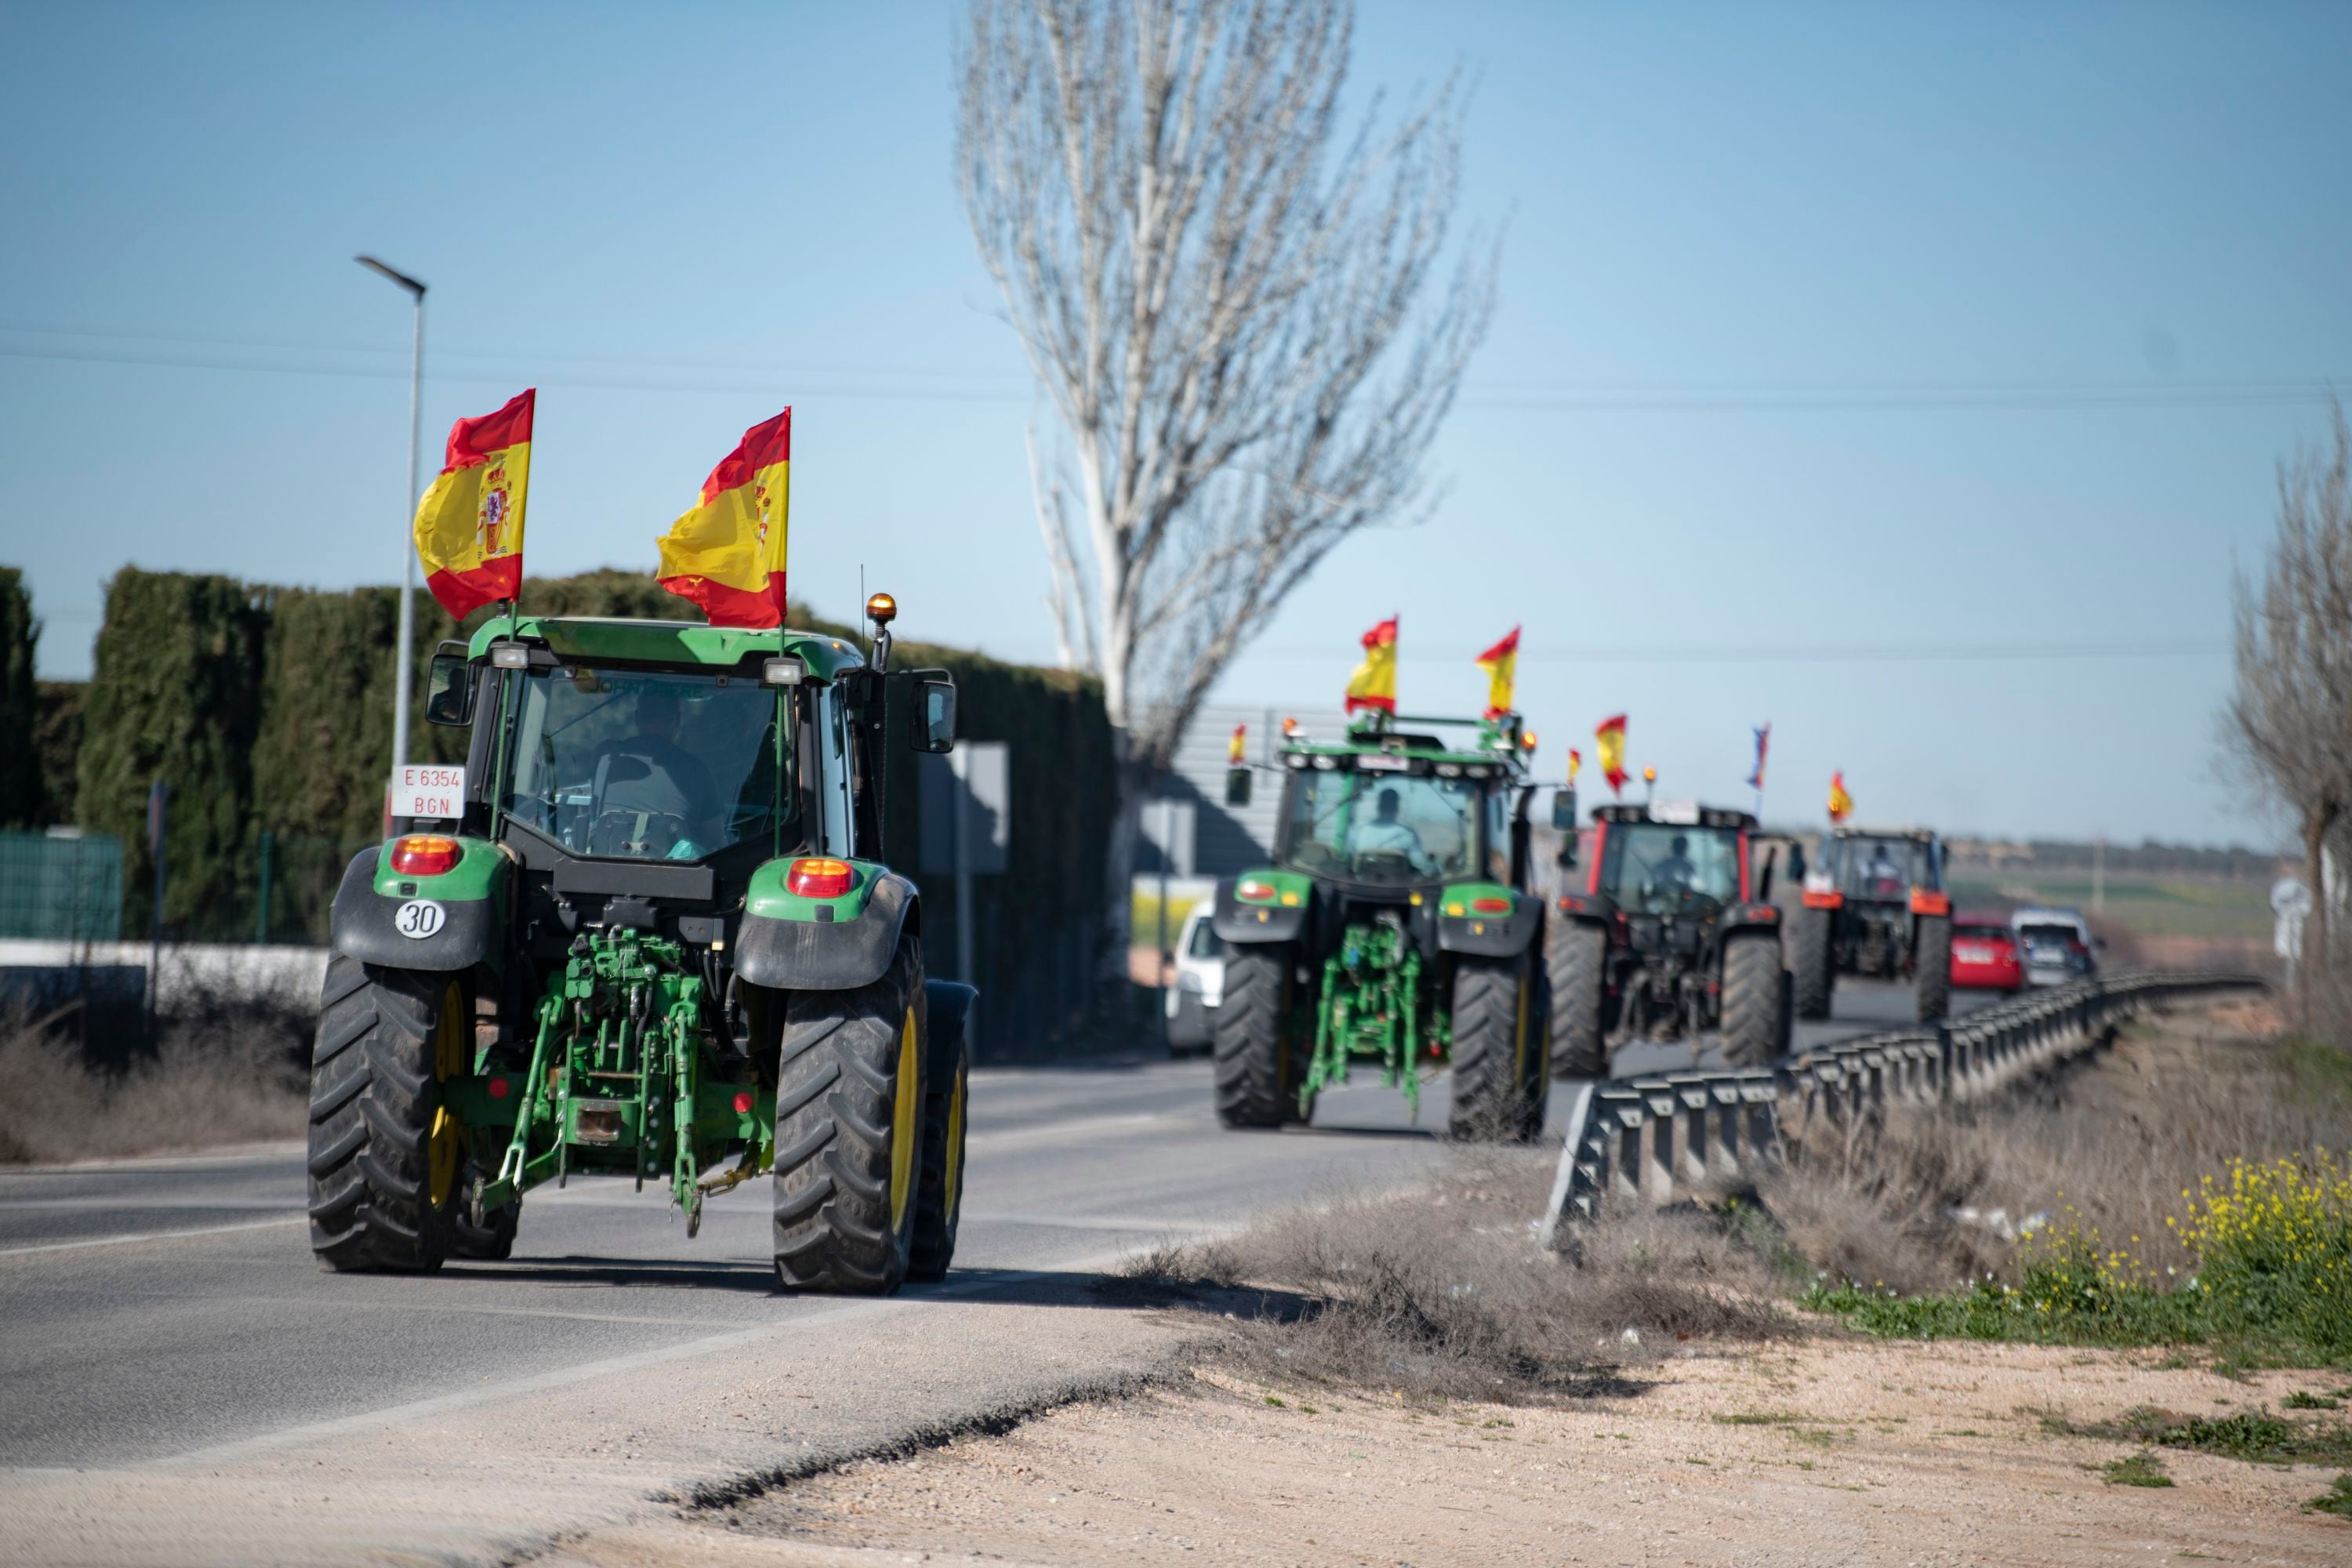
1544 802 1791 1073
1790 826 1953 1023
1209 710 1551 1142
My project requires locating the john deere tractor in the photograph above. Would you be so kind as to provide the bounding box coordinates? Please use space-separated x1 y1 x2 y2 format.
1543 801 1791 1073
307 596 973 1294
1789 826 1952 1024
1208 710 1550 1141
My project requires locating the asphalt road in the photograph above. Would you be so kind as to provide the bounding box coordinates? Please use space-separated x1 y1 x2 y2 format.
0 977 1994 1563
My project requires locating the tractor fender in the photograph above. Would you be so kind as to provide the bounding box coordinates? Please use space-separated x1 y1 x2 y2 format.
329 847 501 973
1552 889 1616 925
735 872 918 993
1209 875 1310 946
1437 891 1544 959
1707 902 1784 958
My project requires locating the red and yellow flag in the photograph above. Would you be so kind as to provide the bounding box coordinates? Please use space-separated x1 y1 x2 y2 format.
1595 713 1628 795
1828 770 1853 823
1228 723 1247 764
412 389 533 619
657 409 791 628
1566 747 1582 784
1344 616 1398 714
1475 625 1519 720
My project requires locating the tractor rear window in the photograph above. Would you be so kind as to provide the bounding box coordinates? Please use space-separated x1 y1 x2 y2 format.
1599 824 1740 911
1835 837 1936 897
1280 771 1479 884
501 666 797 861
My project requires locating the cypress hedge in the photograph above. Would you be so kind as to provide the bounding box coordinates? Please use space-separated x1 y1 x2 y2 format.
0 569 38 829
34 681 84 826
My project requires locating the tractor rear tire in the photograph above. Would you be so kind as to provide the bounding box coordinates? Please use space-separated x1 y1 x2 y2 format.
1544 919 1607 1078
1791 906 1835 1022
1719 931 1784 1068
771 938 927 1294
1449 952 1545 1143
1214 945 1299 1129
1913 914 1954 1023
307 955 468 1273
908 989 971 1283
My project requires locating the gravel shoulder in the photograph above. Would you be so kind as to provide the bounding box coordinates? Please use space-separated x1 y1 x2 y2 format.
552 1337 2351 1567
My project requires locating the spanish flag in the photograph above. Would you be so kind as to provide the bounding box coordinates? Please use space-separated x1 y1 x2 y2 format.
1344 616 1398 714
1228 723 1247 764
412 389 533 620
1828 770 1853 823
1567 747 1582 784
1595 714 1628 795
1475 626 1519 720
657 409 791 628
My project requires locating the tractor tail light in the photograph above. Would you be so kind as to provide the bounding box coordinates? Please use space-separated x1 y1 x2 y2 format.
1910 888 1951 916
732 1091 755 1115
1471 897 1511 914
1802 889 1843 910
1236 878 1277 902
390 834 463 877
787 858 855 898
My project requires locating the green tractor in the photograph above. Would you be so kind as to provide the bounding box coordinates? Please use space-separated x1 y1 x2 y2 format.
307 596 972 1294
1209 710 1550 1141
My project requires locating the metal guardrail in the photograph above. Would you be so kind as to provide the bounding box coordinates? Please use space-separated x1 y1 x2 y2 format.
1540 971 2264 1245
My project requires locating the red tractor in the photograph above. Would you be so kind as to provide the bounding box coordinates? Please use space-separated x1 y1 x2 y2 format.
1789 826 1952 1024
1544 801 1791 1074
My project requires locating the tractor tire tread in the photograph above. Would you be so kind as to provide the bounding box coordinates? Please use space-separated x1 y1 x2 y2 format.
305 956 458 1273
1211 946 1294 1128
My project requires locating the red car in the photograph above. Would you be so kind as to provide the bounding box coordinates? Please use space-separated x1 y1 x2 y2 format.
1949 916 2024 993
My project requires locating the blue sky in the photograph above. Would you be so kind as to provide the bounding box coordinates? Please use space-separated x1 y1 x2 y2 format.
3 1 2346 847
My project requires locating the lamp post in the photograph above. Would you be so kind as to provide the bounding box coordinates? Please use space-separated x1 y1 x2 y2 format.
355 255 426 797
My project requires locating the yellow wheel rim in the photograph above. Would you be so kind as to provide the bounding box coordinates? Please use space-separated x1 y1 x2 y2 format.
426 982 466 1210
887 1006 920 1232
942 1064 967 1220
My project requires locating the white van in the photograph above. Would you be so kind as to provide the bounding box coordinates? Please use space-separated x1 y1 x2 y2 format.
1164 903 1227 1054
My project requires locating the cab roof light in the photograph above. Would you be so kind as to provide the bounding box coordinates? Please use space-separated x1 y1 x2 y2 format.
762 656 806 687
786 857 856 899
1281 717 1299 736
390 834 463 877
490 644 530 670
865 591 898 626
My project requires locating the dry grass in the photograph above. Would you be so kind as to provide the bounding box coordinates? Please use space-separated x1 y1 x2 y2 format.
1752 1003 2352 1294
0 980 311 1166
1118 1149 1787 1403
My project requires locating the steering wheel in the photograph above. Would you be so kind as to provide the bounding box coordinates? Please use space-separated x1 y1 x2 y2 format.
586 810 691 858
1351 849 1420 883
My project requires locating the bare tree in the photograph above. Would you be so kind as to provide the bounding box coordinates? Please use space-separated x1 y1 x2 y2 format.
956 0 1496 956
2227 397 2352 1017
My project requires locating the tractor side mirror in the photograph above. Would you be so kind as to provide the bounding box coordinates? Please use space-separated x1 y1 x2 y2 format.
910 677 956 753
1550 787 1577 834
1786 843 1807 880
1225 767 1252 808
424 652 476 728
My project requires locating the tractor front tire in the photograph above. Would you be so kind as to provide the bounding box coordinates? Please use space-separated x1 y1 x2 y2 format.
1913 914 1954 1023
908 991 971 1283
451 1157 519 1261
1791 906 1836 1022
1719 932 1784 1068
307 955 469 1273
771 938 927 1294
1214 945 1300 1129
1450 952 1545 1143
1544 919 1607 1078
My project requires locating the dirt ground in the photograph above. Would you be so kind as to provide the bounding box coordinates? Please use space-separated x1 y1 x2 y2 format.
547 1336 2350 1567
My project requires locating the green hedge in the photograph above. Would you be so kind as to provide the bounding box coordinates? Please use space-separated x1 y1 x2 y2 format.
33 682 83 827
67 567 1115 1025
0 569 37 829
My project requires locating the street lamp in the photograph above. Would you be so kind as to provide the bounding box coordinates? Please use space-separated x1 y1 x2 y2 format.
355 254 426 797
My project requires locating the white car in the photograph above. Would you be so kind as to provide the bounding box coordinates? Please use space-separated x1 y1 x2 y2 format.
1163 903 1227 1054
2010 906 2101 985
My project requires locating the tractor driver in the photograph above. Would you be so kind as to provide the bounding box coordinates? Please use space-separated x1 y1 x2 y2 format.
589 687 720 855
1350 786 1437 877
1864 841 1904 892
1650 833 1700 896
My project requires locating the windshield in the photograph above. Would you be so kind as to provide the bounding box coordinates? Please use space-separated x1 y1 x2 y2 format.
499 665 794 861
1834 836 1936 898
1279 770 1480 884
1602 823 1742 912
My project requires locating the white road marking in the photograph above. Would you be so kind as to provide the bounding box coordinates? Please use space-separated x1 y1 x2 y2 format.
140 1244 1137 1472
0 1216 305 1258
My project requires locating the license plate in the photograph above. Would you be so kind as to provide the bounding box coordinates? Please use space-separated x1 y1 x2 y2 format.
1955 944 1994 964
